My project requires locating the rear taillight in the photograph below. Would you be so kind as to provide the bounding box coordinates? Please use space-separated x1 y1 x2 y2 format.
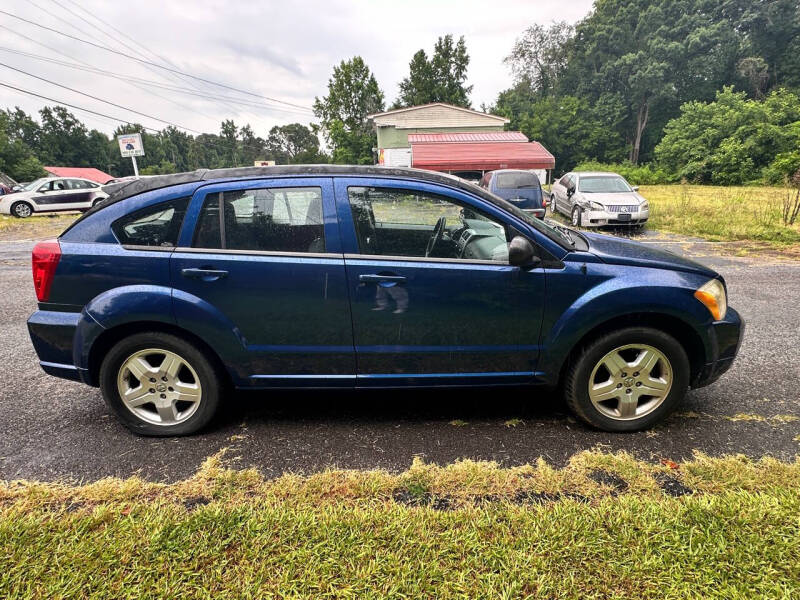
32 239 61 302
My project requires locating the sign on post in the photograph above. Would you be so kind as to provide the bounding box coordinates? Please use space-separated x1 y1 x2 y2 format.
117 133 144 176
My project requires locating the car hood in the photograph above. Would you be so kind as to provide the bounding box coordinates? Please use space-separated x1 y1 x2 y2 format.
582 231 716 277
579 192 643 205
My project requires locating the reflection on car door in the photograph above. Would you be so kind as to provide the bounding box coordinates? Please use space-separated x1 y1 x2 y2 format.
334 177 545 386
171 177 355 386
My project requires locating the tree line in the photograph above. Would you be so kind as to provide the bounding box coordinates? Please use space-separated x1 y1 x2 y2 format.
2 0 799 185
0 107 327 182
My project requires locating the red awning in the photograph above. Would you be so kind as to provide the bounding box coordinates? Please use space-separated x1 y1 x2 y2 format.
407 131 528 144
43 166 114 184
411 141 555 171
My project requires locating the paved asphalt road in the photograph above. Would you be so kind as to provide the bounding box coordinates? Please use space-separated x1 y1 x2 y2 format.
1 238 798 483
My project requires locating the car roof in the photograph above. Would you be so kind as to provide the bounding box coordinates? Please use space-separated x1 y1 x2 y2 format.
70 164 520 227
573 172 624 177
94 165 494 208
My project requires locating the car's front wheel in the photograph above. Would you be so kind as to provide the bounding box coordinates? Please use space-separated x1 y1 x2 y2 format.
99 332 222 436
571 205 582 227
563 327 689 431
10 201 33 218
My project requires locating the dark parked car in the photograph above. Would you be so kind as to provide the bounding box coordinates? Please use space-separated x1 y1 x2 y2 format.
479 169 546 218
28 166 742 436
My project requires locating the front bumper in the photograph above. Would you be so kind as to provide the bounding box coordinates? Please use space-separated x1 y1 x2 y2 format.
692 306 745 388
581 208 649 226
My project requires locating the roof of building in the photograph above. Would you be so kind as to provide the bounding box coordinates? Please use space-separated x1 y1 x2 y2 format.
411 141 555 172
43 166 114 183
407 131 528 144
368 103 509 130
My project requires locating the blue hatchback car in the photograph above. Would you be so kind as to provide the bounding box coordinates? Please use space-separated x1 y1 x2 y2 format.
479 169 546 218
27 166 743 436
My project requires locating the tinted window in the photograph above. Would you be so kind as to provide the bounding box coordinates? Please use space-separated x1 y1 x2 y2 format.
193 187 325 253
112 197 189 247
578 176 632 193
66 179 90 190
348 186 509 262
495 171 540 189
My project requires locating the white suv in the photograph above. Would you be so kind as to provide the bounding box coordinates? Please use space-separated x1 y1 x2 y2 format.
550 171 649 227
0 177 108 218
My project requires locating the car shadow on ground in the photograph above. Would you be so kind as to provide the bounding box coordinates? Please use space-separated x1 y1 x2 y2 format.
215 385 572 428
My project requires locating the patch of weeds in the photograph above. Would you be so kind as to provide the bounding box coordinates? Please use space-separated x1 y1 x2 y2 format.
504 418 524 427
449 419 468 427
725 413 767 422
772 415 800 424
392 488 430 507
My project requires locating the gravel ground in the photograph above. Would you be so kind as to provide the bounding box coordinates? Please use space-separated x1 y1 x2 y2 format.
1 238 798 483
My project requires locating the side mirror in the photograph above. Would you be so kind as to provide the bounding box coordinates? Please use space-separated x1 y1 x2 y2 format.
566 186 575 198
631 186 639 191
38 187 49 193
509 236 540 267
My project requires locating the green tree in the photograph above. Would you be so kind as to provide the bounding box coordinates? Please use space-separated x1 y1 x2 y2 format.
313 56 384 164
220 120 239 167
266 123 324 164
493 85 626 173
655 87 800 184
0 111 45 181
504 22 574 97
395 35 472 108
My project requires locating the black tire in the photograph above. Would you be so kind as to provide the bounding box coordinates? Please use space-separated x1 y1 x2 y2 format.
563 327 690 432
99 331 222 436
10 201 33 218
571 205 582 227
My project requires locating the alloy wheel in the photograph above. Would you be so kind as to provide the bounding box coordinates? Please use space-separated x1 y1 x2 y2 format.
116 348 202 426
13 203 32 218
587 344 672 420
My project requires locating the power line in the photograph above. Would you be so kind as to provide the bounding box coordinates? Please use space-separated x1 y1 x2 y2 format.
0 46 316 117
0 81 275 157
0 61 203 132
43 0 242 119
0 81 168 132
0 22 218 125
0 8 315 113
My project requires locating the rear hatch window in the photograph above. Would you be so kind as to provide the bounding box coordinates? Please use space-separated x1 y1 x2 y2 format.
495 172 540 190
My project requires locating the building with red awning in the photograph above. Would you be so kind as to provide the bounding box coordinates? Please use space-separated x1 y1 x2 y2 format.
368 104 555 181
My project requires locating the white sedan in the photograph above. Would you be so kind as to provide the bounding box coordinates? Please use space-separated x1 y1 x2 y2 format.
0 177 108 218
550 171 649 227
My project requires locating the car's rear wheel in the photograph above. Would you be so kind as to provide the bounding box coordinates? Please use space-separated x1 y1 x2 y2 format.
99 332 222 436
571 205 582 227
563 327 689 431
11 201 33 218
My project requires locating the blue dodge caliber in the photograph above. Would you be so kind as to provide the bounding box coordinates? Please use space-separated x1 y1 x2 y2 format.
27 166 743 436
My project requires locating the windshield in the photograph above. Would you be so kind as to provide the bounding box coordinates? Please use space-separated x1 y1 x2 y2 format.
495 171 540 189
578 176 631 193
22 178 49 191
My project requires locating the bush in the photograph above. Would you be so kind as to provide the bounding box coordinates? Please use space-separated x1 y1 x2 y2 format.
572 161 676 185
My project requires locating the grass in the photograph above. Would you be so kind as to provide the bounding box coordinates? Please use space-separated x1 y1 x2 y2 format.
641 184 800 244
0 213 79 241
2 450 799 598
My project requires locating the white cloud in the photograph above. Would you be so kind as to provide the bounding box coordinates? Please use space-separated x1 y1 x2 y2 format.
0 0 593 137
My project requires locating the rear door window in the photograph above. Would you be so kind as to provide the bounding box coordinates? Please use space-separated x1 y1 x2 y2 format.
192 187 325 253
112 197 190 247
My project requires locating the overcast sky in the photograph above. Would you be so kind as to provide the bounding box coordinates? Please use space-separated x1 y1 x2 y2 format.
0 0 594 138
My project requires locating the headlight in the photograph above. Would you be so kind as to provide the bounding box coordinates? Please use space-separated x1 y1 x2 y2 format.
640 201 649 211
694 279 727 320
588 201 604 211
